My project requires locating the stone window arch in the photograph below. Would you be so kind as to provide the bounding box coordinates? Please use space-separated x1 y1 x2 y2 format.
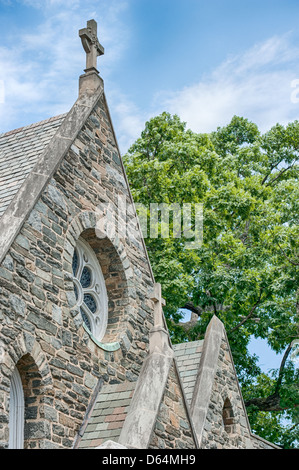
78 228 132 346
9 366 24 449
72 237 108 342
65 214 135 350
222 397 236 434
11 353 51 449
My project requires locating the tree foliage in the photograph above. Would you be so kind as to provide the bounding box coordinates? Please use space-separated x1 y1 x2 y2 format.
123 112 299 448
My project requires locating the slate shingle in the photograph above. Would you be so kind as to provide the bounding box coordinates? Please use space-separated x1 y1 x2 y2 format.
0 114 67 218
78 381 136 449
173 340 204 405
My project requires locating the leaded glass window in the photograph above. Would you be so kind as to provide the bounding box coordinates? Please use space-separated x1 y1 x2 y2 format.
72 238 108 341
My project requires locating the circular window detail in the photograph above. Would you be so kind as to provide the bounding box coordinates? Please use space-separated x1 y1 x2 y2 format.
72 238 108 342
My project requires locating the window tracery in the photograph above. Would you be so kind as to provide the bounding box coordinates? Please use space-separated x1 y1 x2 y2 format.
72 238 108 342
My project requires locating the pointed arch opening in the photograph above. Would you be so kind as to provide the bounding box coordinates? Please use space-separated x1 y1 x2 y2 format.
222 397 236 434
9 353 51 449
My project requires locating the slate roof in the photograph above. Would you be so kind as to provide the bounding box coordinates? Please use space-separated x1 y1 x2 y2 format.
77 342 204 449
173 340 204 405
0 114 67 218
78 381 136 449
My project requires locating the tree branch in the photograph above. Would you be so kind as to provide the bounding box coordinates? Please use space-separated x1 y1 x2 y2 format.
266 161 297 186
261 163 276 185
245 343 295 412
274 342 293 395
182 301 202 316
228 293 263 334
178 311 200 331
244 393 295 412
276 240 299 266
260 157 288 185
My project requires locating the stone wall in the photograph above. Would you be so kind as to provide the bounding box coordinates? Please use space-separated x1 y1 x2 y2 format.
0 94 154 448
149 363 197 449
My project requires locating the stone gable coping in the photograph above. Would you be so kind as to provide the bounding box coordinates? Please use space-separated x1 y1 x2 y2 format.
118 347 174 449
189 315 225 446
0 88 104 266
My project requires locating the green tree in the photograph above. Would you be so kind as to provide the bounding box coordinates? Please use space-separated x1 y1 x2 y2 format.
123 112 299 448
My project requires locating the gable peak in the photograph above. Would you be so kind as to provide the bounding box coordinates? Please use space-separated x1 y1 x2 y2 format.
78 19 104 97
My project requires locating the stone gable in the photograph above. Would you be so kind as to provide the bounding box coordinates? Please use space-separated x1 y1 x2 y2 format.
149 362 197 449
189 316 277 449
0 91 155 449
199 334 252 449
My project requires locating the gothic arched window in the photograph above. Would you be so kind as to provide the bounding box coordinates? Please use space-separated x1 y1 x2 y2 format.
72 237 108 342
9 367 24 449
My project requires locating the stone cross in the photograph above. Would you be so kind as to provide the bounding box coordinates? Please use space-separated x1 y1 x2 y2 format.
151 283 166 327
79 19 104 73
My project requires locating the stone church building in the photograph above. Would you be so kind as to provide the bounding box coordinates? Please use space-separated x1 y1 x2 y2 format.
0 20 277 450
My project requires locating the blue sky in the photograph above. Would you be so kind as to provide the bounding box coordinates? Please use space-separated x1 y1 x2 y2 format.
0 0 298 373
1 0 299 153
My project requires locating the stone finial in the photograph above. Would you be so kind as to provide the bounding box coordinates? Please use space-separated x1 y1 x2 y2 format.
95 440 128 449
149 283 172 355
150 283 166 327
78 19 104 97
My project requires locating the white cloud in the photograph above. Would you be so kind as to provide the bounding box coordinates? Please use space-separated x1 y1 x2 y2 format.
155 35 299 135
0 18 80 130
1 3 299 158
17 0 80 9
0 0 131 132
106 34 299 154
104 34 299 154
